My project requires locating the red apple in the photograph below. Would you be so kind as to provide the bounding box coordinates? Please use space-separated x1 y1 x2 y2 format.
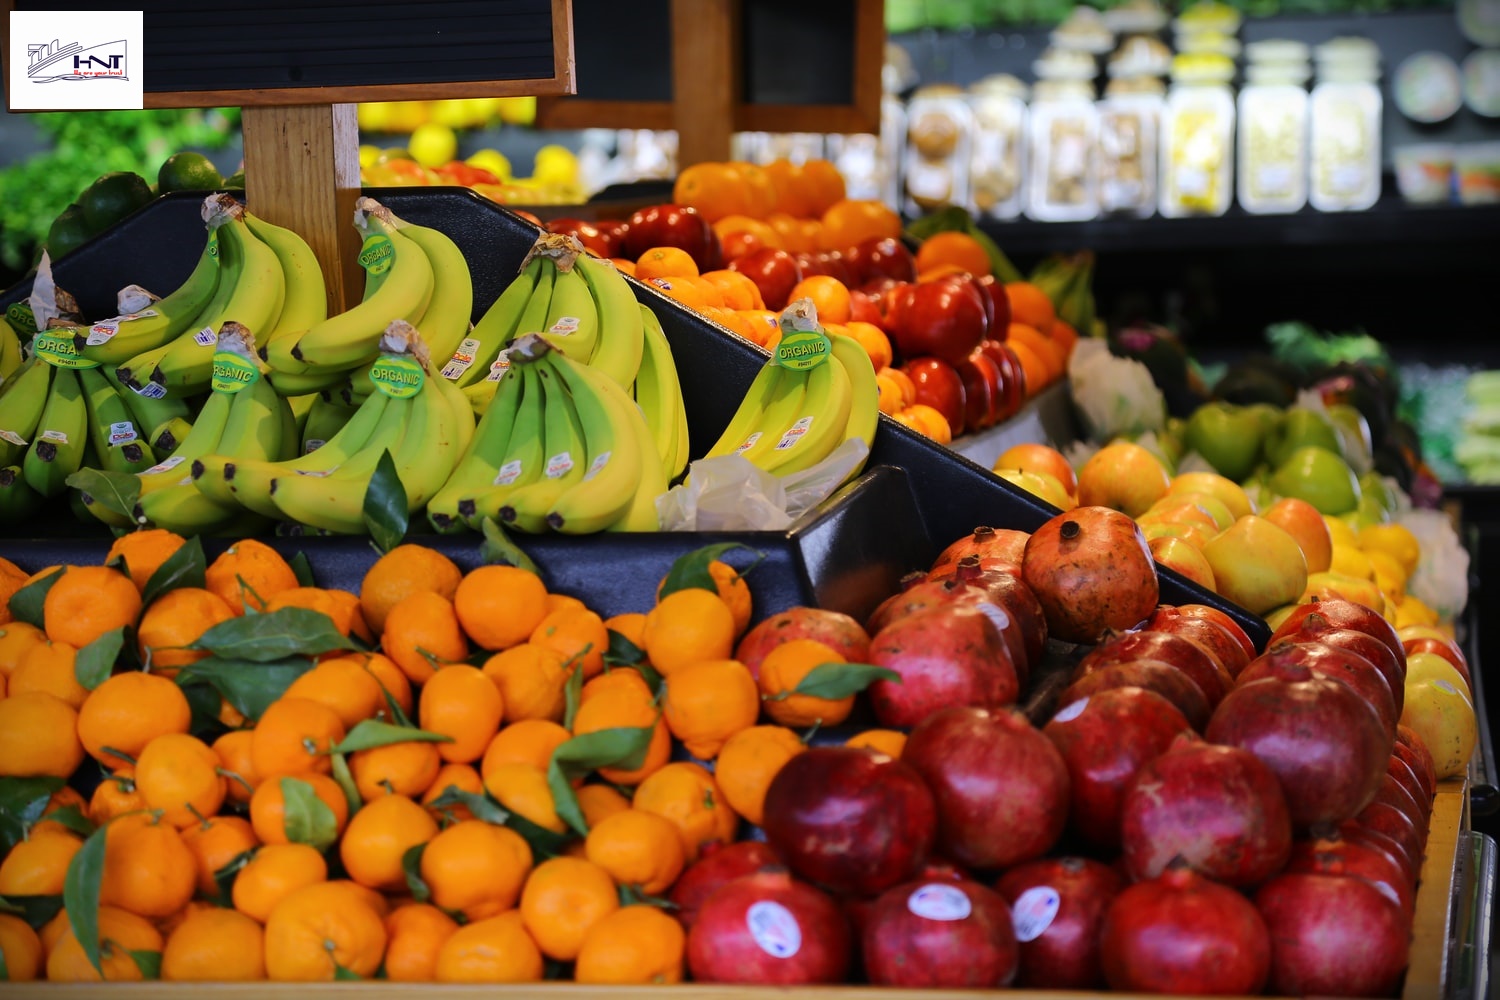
975 339 1027 422
720 229 771 262
729 247 805 312
622 203 722 270
546 217 620 258
941 272 995 338
901 356 967 438
886 277 988 368
846 236 917 285
977 274 1013 333
847 289 885 327
957 350 1002 432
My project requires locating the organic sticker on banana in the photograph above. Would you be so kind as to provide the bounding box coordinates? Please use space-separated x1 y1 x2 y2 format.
774 329 832 371
31 330 101 369
368 356 425 399
6 303 37 336
358 234 395 276
210 352 262 394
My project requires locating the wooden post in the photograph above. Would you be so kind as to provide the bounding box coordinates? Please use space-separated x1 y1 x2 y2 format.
241 104 364 315
671 0 738 166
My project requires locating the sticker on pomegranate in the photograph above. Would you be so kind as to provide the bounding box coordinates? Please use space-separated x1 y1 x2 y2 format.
907 883 972 922
975 601 1011 634
1011 887 1061 942
746 901 801 959
1051 698 1088 724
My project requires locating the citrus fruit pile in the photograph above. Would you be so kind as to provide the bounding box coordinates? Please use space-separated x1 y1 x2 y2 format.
0 531 889 984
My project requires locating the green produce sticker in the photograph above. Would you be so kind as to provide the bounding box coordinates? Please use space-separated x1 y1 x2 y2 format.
31 330 100 369
6 303 37 336
368 355 424 398
774 329 832 371
358 234 395 276
210 352 261 394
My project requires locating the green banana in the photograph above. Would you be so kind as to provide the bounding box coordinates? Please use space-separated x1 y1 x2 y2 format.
78 365 156 475
494 355 588 533
77 227 222 366
147 416 194 456
509 260 556 346
576 253 644 390
538 258 599 367
827 333 880 476
432 358 476 459
300 392 362 455
0 315 24 381
288 199 435 372
105 367 191 448
394 221 473 364
427 365 525 534
23 366 88 497
245 210 329 371
267 367 351 396
0 465 43 521
0 356 52 466
631 303 686 480
114 341 173 392
134 479 249 536
544 348 650 535
755 350 853 476
446 256 541 388
458 364 547 531
133 389 234 501
287 391 318 444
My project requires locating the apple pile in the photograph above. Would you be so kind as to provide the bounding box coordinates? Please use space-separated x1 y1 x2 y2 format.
671 508 1451 994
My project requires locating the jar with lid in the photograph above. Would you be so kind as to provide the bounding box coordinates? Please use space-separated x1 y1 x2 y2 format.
1026 79 1100 222
968 74 1028 221
1099 76 1163 217
902 85 976 218
1160 53 1236 217
1237 59 1310 214
1309 39 1383 212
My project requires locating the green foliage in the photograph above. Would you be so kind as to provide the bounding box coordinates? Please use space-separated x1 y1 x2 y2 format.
0 108 241 274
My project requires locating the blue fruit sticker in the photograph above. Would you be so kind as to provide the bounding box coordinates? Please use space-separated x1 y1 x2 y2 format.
774 329 832 371
369 355 425 398
210 352 261 394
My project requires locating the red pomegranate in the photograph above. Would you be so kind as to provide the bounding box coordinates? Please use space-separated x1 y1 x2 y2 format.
926 556 1048 674
1022 506 1159 644
735 607 870 681
1119 734 1293 886
1286 827 1415 918
861 880 1019 987
866 603 1020 728
864 574 988 637
1395 724 1439 798
1141 605 1253 677
670 841 784 932
1388 752 1435 813
1057 659 1211 731
1238 639 1398 737
994 856 1124 990
685 868 851 985
1254 873 1411 997
929 526 1030 575
1280 614 1406 716
1175 603 1259 664
1072 629 1232 709
1354 801 1425 878
1269 598 1405 668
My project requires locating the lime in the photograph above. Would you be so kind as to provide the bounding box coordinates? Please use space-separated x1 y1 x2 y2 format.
79 171 154 232
157 151 223 193
45 203 95 260
408 123 457 168
224 170 246 190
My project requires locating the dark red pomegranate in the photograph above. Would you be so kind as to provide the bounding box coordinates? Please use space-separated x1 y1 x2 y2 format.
926 556 1048 674
1175 603 1259 665
1269 598 1405 669
1395 724 1439 797
1072 629 1232 709
735 607 870 681
1286 827 1415 918
1388 753 1434 814
861 880 1019 987
761 747 935 897
864 575 989 637
1335 819 1422 888
1057 659 1212 731
1238 639 1398 737
902 706 1070 872
929 526 1030 575
866 603 1020 728
685 868 851 984
1281 615 1406 717
1022 507 1160 644
1372 772 1429 839
994 856 1124 990
1354 801 1425 878
1119 734 1293 886
1141 605 1252 677
915 856 973 884
1254 873 1411 997
1100 865 1271 995
1043 687 1193 851
670 841 784 932
1205 662 1391 827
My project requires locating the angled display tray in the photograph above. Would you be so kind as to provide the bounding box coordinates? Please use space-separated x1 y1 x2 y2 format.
0 187 1271 650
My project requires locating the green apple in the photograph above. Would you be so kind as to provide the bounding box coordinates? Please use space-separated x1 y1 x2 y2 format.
1327 403 1374 471
1268 445 1362 516
1264 407 1344 469
1159 417 1187 471
1342 492 1393 531
1246 403 1284 439
1358 470 1398 514
1183 402 1267 481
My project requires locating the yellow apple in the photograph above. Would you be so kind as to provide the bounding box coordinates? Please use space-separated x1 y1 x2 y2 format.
1200 515 1308 615
1261 496 1333 574
1139 499 1221 535
1152 491 1235 532
1401 677 1476 780
994 468 1078 511
1149 536 1217 592
1138 519 1215 550
996 442 1078 497
1168 471 1255 521
1077 441 1171 518
1323 514 1360 549
1405 651 1472 700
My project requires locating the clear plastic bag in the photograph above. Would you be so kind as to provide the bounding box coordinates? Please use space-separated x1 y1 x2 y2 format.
656 439 869 532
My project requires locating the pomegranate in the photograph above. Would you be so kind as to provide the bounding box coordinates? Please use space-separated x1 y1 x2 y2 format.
1335 818 1422 888
1176 603 1260 664
1280 615 1406 717
994 856 1124 989
1354 801 1425 878
685 868 851 984
670 841 783 932
861 880 1019 987
1100 865 1271 995
1238 639 1398 736
1022 506 1159 644
1286 827 1415 918
1043 688 1193 851
1372 772 1429 839
865 574 988 636
735 607 870 681
760 747 935 897
929 526 1030 575
1119 734 1293 886
926 555 1048 674
1388 753 1434 814
1269 597 1405 668
1395 724 1439 797
1072 629 1232 709
1058 659 1211 731
902 706 1070 872
1205 662 1390 827
1141 605 1253 677
866 603 1020 728
1254 872 1411 997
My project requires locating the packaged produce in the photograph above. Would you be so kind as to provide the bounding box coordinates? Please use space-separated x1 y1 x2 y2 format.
902 86 975 217
1108 34 1173 80
967 75 1028 221
1237 73 1309 215
1104 0 1169 36
1099 79 1162 217
1394 144 1455 204
1160 54 1236 218
1025 81 1100 222
1309 52 1383 213
1463 48 1500 118
1393 51 1463 125
1455 141 1500 205
1051 5 1115 54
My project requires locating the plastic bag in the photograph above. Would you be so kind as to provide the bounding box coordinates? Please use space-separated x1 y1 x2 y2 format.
1067 337 1166 442
1400 508 1470 623
656 438 870 532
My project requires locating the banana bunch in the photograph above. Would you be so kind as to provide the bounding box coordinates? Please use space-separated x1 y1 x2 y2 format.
445 234 643 400
0 315 24 382
81 323 296 535
701 300 879 484
265 197 472 395
427 333 665 535
193 320 473 534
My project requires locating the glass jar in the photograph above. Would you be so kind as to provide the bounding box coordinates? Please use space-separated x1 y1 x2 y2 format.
1025 80 1100 222
1099 77 1163 217
1160 55 1236 218
1237 64 1310 214
968 75 1029 221
902 86 975 217
1309 62 1383 212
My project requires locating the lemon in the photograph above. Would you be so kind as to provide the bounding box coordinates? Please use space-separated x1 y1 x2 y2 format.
495 96 537 126
1323 514 1359 549
532 144 579 188
466 149 512 181
1358 523 1421 577
408 123 457 169
357 102 396 132
358 144 383 169
1394 594 1441 630
1364 549 1408 598
1327 544 1375 582
156 151 222 194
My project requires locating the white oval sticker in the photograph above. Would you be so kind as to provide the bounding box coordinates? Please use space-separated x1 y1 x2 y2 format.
746 901 801 959
976 601 1012 634
907 883 972 922
1011 886 1061 942
1434 679 1459 695
1052 697 1089 725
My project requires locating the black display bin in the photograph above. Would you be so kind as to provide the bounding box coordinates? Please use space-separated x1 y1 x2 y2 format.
0 188 1271 649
